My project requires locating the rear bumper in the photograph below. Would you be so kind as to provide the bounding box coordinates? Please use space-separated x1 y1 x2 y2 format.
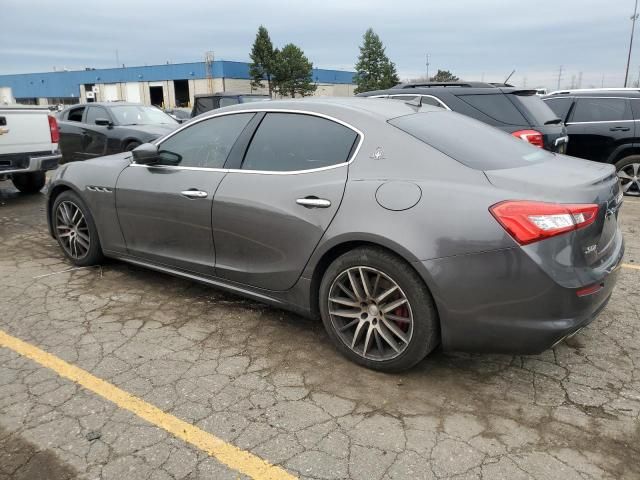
416 240 623 355
0 151 61 176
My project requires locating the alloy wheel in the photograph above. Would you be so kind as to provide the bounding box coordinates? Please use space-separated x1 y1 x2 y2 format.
328 266 414 361
55 201 90 259
618 162 640 196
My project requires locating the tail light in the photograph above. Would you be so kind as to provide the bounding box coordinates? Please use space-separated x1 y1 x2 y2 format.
48 115 60 143
490 201 599 245
512 129 544 148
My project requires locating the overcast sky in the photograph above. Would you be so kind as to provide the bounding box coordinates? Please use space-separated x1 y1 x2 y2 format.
1 0 638 89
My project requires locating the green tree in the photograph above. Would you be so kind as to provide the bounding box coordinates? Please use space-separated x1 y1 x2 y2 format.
272 44 317 98
429 69 459 82
249 26 276 96
353 28 399 94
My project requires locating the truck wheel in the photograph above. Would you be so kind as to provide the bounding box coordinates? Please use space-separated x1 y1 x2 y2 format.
125 141 141 151
11 172 46 194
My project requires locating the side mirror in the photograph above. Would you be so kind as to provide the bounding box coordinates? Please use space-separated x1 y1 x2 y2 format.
95 118 113 127
131 143 159 164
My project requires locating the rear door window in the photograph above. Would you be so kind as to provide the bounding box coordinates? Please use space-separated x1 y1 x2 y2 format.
456 93 528 125
67 106 85 122
242 113 358 172
543 97 574 121
570 98 631 122
85 106 109 125
390 112 553 170
219 97 239 108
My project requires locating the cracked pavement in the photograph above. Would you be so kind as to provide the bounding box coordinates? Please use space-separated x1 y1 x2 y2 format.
0 179 639 480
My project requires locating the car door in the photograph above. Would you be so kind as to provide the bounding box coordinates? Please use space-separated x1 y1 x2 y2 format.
211 111 360 291
58 106 86 162
565 97 634 162
82 106 112 158
115 112 257 275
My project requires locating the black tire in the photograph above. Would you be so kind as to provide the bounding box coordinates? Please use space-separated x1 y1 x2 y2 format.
52 190 104 266
11 172 46 194
319 247 439 372
615 155 640 196
124 141 141 151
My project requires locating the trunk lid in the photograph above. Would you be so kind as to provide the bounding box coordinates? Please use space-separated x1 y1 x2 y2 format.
485 155 622 268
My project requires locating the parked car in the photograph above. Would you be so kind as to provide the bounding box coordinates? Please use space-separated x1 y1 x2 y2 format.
164 107 192 123
191 92 271 117
357 82 568 153
46 98 623 372
57 102 178 163
543 89 640 196
0 104 62 193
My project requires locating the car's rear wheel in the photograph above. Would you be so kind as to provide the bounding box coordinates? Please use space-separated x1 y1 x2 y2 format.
11 172 46 194
615 155 640 196
52 191 104 266
319 247 439 372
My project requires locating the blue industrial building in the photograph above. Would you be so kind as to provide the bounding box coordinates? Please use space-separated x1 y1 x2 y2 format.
0 60 357 106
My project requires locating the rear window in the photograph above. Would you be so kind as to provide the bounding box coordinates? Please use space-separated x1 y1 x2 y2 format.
456 93 527 125
543 97 574 120
389 112 553 170
510 94 560 124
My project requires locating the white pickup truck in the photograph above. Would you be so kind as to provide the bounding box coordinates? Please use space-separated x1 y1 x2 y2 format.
0 105 62 193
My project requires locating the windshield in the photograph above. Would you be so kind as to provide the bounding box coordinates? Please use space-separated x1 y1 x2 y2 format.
239 96 271 103
389 112 552 170
110 106 177 126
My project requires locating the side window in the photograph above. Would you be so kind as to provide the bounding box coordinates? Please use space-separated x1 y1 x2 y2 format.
85 106 109 125
67 107 85 122
219 97 239 108
157 113 254 168
571 98 631 122
242 113 359 172
542 97 573 120
456 94 527 125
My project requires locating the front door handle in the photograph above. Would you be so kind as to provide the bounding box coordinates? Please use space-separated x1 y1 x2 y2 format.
610 126 630 131
296 197 331 208
180 189 208 199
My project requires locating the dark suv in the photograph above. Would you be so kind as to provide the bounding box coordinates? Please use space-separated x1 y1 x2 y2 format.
191 92 270 117
543 89 640 196
357 82 567 153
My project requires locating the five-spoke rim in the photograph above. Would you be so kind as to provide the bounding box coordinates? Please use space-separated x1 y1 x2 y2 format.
328 266 413 361
55 201 90 259
618 162 640 196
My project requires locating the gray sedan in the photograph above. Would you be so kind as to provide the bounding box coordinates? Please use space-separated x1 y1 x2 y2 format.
46 98 624 371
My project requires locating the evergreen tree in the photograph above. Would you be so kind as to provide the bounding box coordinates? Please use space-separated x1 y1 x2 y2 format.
249 26 276 95
272 44 317 98
353 29 399 94
429 69 459 82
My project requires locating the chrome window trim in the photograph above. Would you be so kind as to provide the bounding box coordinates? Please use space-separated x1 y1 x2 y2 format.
369 94 451 110
139 108 364 175
566 120 636 125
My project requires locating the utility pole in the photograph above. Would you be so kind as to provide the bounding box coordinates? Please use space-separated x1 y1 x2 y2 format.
115 49 120 68
426 53 430 80
625 0 639 87
557 65 563 90
578 71 583 89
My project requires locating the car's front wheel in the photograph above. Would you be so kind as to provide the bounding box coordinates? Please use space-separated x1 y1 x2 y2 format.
615 155 640 196
319 247 439 372
52 191 104 266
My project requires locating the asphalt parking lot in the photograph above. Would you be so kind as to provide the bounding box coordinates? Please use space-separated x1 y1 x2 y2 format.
0 179 639 480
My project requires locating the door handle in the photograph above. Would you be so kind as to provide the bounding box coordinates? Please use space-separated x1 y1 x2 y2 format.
296 197 331 208
180 189 208 199
610 126 630 131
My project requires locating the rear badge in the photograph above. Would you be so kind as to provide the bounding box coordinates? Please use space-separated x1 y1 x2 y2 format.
370 147 385 160
584 244 597 255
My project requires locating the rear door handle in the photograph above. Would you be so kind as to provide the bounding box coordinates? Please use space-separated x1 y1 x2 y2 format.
296 197 331 208
180 189 208 199
610 126 630 131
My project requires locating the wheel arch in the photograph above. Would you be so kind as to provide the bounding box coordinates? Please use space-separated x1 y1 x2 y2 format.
46 182 81 237
606 144 640 165
121 137 143 151
307 236 440 320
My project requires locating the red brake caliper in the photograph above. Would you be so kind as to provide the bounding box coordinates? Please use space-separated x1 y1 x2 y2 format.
393 305 410 332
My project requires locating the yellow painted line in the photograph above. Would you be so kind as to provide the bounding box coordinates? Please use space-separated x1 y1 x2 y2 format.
0 329 296 480
622 263 640 271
